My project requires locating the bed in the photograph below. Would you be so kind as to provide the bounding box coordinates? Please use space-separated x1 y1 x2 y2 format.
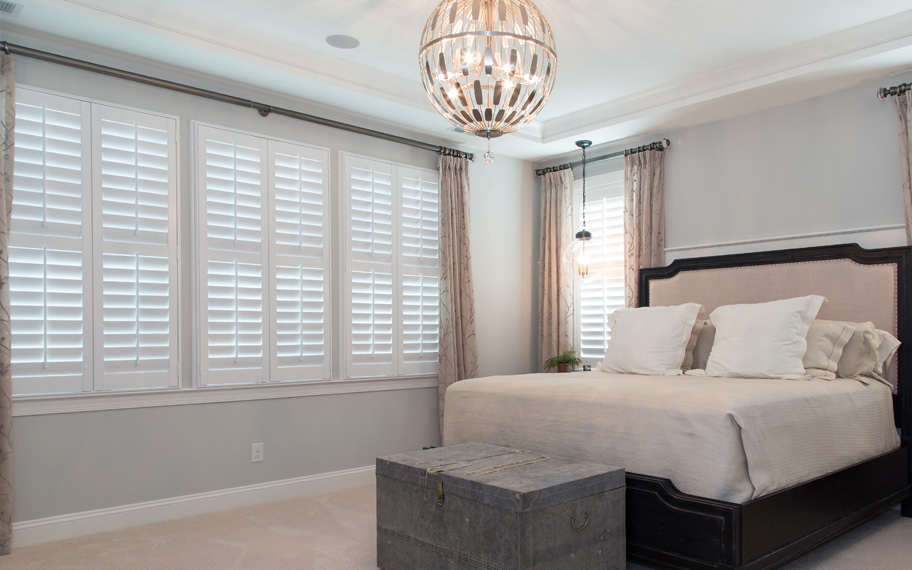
443 243 912 570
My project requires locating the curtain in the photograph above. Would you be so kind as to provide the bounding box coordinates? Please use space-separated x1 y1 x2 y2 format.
624 149 666 308
437 154 478 440
894 92 912 245
0 52 15 556
538 169 574 371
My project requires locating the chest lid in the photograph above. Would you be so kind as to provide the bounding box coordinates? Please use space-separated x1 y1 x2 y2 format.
376 442 624 513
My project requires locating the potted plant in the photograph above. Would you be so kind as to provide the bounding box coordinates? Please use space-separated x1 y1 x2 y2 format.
543 349 582 373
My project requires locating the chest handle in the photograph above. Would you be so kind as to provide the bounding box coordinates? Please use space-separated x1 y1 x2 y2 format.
571 512 589 531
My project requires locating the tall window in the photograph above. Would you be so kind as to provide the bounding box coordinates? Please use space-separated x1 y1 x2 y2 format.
574 170 625 366
195 124 331 386
10 88 179 395
342 153 439 379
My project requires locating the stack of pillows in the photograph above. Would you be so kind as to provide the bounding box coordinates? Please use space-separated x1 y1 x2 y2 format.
597 295 900 384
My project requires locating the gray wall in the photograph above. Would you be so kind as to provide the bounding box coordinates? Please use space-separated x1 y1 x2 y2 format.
8 33 537 522
661 75 907 250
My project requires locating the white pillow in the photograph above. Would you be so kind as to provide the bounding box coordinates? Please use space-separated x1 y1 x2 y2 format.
705 295 826 379
599 303 703 375
873 329 901 383
803 321 856 379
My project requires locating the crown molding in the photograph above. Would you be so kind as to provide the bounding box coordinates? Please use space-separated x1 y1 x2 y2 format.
541 9 912 143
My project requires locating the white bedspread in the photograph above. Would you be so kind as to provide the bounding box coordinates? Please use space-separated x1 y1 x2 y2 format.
443 372 900 503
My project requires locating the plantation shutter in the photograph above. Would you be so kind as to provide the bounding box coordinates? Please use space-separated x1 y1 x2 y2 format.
10 90 93 396
92 105 178 391
398 167 439 375
196 124 268 386
268 140 331 382
344 154 395 378
576 172 626 362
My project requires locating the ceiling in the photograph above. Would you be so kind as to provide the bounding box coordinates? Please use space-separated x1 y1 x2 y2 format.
4 0 912 160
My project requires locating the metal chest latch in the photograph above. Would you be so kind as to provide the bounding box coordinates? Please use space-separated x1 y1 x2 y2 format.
437 480 444 506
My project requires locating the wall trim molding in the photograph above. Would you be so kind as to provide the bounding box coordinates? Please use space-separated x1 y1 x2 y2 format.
13 376 438 417
665 224 906 263
12 464 376 547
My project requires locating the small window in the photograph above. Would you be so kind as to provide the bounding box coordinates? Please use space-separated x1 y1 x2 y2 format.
572 170 625 366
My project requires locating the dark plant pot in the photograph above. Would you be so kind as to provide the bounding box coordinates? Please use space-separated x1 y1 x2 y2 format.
557 363 569 373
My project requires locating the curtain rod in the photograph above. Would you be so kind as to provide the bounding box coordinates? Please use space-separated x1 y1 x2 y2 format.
535 138 670 176
877 81 912 100
1 41 474 161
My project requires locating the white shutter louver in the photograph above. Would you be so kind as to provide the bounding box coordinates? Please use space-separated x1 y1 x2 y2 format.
196 125 268 385
398 168 439 375
576 173 626 362
269 140 331 382
10 91 92 395
93 106 178 391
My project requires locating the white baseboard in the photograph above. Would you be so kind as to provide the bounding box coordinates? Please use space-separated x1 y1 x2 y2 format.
12 465 376 547
665 224 906 263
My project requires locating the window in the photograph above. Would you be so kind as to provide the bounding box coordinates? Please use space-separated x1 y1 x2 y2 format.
194 124 331 386
10 89 435 401
342 154 439 378
10 88 179 395
573 170 625 366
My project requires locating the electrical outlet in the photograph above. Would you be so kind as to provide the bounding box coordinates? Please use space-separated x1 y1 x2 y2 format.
251 443 264 463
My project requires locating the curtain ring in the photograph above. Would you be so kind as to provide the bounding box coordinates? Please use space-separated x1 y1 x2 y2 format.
1 42 9 55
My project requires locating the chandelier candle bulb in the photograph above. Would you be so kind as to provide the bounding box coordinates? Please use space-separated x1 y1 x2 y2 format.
419 0 558 138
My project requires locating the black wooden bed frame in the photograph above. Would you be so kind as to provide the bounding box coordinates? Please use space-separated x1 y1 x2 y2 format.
630 243 912 570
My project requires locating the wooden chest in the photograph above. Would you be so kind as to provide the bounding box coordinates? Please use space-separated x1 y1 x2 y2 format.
376 442 625 570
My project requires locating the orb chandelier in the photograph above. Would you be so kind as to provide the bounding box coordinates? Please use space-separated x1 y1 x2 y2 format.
418 0 558 141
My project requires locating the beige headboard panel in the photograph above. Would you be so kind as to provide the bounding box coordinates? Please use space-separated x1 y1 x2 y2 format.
648 256 899 389
648 259 897 335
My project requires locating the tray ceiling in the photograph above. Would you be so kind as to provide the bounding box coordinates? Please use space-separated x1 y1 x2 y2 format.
4 0 912 159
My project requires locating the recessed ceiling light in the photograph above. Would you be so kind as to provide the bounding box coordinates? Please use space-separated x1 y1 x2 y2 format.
325 35 360 50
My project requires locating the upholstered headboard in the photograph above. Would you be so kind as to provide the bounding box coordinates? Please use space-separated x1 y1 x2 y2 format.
639 244 912 436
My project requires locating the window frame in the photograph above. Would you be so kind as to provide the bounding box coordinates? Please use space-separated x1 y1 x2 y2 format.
341 152 440 380
193 121 333 388
10 86 181 397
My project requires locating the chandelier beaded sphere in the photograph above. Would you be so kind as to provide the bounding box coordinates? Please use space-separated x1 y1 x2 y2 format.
419 0 558 139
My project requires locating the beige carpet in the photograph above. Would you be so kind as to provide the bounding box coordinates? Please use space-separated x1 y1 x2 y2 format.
2 485 910 569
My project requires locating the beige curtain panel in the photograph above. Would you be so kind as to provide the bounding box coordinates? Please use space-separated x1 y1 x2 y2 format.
624 149 666 308
894 92 912 245
0 52 15 556
538 169 575 371
437 154 479 440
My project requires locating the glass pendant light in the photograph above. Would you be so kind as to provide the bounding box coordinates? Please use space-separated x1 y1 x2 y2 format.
562 140 603 282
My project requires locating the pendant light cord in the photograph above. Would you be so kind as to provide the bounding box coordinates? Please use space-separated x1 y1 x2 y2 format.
581 144 587 230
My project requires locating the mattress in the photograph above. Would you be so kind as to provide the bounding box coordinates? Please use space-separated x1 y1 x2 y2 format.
443 371 900 503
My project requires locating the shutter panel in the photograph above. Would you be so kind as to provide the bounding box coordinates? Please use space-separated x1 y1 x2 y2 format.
93 105 178 390
10 90 93 396
577 174 626 361
268 140 331 382
398 167 439 375
344 154 396 378
196 125 268 386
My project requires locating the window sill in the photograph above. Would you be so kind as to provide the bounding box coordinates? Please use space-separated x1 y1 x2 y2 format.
12 376 438 417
